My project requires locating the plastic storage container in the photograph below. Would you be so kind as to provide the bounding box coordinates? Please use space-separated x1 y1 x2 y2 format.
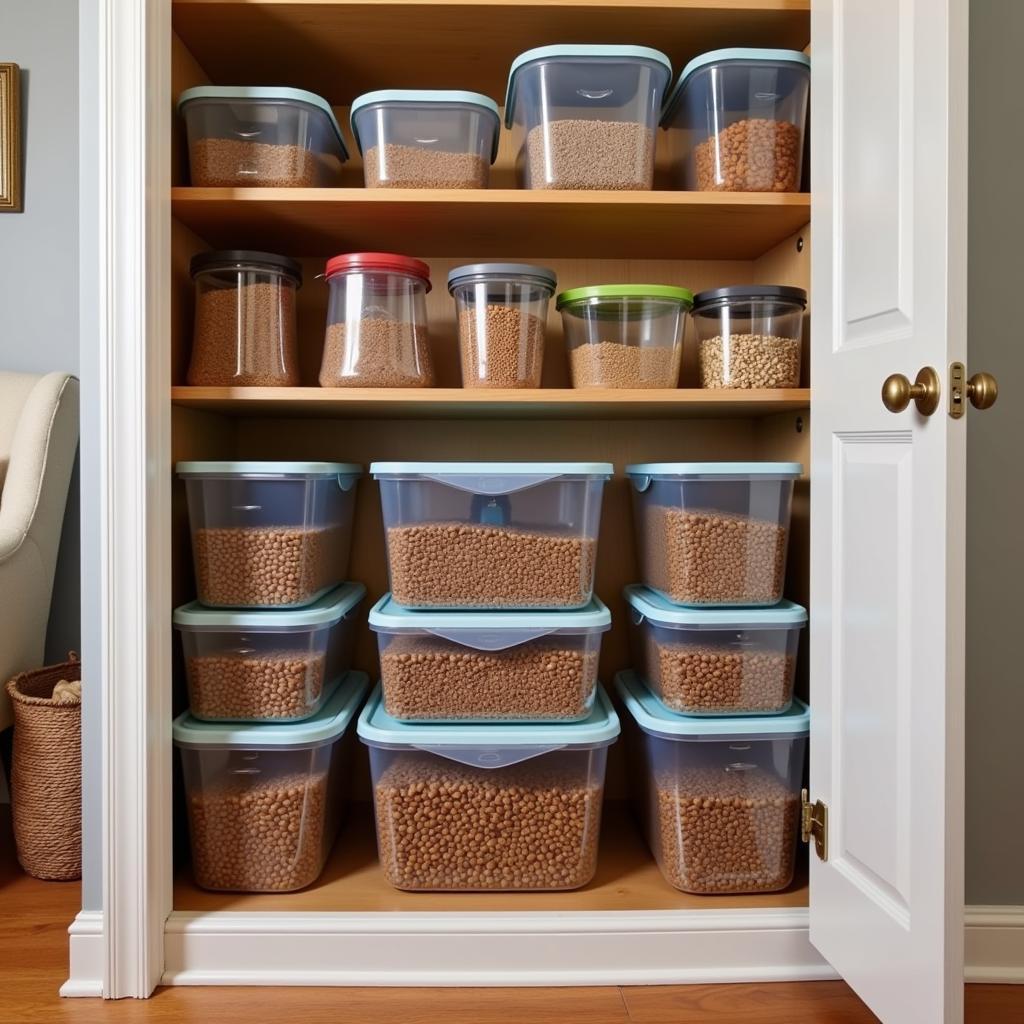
448 264 557 389
371 461 613 609
178 86 348 188
187 250 302 387
318 253 434 388
173 670 369 892
359 682 619 890
616 670 807 894
558 285 693 389
174 582 366 723
692 285 806 390
624 585 805 715
627 462 801 607
369 593 611 722
178 461 361 609
351 90 500 189
504 45 672 190
660 49 810 193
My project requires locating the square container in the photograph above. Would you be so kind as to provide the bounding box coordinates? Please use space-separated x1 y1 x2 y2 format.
557 285 693 389
178 461 361 609
616 670 807 894
178 86 348 188
448 264 557 389
369 593 611 722
351 90 500 189
173 671 369 892
627 462 801 607
371 461 613 609
174 582 366 723
625 584 805 715
660 49 810 192
359 683 619 890
504 45 672 190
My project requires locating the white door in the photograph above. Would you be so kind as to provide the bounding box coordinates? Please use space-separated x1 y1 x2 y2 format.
809 0 968 1022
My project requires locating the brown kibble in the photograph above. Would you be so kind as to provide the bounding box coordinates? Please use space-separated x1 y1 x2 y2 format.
364 143 488 189
699 333 801 390
569 341 678 389
458 305 545 388
526 119 654 190
319 317 434 388
694 118 801 193
189 138 324 187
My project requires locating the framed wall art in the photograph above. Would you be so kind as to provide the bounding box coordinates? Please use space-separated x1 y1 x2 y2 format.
0 63 22 212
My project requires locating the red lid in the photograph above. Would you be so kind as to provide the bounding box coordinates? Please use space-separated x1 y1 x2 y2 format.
324 252 432 290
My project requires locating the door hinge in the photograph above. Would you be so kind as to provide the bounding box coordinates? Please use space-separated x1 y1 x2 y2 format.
801 788 828 861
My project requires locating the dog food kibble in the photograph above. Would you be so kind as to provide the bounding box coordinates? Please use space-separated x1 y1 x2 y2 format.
187 651 325 721
364 143 488 189
644 507 787 605
319 319 434 388
458 306 545 388
653 767 799 893
374 753 603 890
189 138 321 187
699 334 801 389
570 341 677 389
380 637 598 720
527 119 654 190
188 770 328 891
695 118 801 192
387 522 596 608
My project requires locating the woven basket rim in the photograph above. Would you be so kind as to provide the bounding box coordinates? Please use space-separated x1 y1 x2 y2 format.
6 653 82 707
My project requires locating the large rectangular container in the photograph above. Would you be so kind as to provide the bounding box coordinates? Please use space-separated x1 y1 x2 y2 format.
173 671 369 893
615 670 808 894
369 593 611 722
359 683 619 891
371 461 612 609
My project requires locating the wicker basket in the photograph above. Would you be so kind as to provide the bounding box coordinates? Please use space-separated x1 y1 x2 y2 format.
6 653 82 880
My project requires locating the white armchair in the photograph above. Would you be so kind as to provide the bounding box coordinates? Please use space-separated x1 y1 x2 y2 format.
0 372 79 732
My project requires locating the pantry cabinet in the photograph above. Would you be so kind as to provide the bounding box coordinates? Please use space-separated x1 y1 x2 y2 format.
75 1 969 1021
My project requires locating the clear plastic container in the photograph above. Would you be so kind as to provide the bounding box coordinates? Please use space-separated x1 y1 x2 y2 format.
692 285 807 389
369 593 611 722
187 250 302 387
558 285 693 389
174 583 366 723
178 86 348 188
319 253 434 387
448 264 557 389
504 45 672 190
660 49 810 193
358 682 619 890
624 585 805 715
177 461 361 609
173 671 369 892
351 90 500 189
616 670 807 894
627 462 801 607
371 461 613 609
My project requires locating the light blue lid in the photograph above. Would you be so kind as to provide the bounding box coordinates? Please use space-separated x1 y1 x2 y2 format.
176 461 362 480
174 582 366 630
624 585 806 628
176 85 349 159
372 461 613 476
349 90 501 163
615 670 809 740
626 462 802 487
173 671 369 748
369 592 611 631
504 44 673 127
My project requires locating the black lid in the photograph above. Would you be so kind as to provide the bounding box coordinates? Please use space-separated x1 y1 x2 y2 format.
692 284 807 311
190 250 303 285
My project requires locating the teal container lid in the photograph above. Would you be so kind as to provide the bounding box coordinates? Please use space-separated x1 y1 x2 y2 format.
371 461 612 476
504 44 673 127
624 584 806 627
369 592 611 631
176 461 362 481
174 582 366 631
615 670 809 740
556 284 694 310
350 90 501 162
626 462 802 489
176 85 349 159
173 670 369 749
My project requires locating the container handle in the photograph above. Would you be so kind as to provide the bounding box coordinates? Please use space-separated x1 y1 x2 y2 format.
630 474 652 493
336 474 358 492
471 493 510 526
629 608 646 626
413 744 566 769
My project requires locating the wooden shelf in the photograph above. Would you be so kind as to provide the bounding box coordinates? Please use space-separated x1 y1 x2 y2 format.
171 386 811 419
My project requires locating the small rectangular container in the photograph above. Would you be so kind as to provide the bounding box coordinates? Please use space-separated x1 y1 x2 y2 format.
178 86 348 188
369 593 611 722
371 461 613 609
359 683 619 890
624 584 805 715
627 462 801 607
351 90 500 189
174 582 366 723
505 45 672 190
616 670 807 894
173 671 369 892
660 49 810 193
178 461 361 609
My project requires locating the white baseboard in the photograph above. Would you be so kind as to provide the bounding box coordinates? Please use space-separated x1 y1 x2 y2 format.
965 906 1024 984
60 910 104 997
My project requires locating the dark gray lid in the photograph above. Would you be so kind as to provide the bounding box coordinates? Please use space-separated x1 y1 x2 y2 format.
692 284 807 310
190 250 303 285
447 263 557 293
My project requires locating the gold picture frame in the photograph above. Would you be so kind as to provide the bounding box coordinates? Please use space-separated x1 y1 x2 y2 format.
0 63 22 212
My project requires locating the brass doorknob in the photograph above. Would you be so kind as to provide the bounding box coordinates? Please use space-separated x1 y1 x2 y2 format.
966 371 998 410
881 366 941 416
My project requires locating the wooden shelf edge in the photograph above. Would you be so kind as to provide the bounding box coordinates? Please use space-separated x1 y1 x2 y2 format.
173 0 810 10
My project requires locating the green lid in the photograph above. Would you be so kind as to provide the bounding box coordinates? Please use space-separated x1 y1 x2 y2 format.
556 284 694 310
174 582 366 631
